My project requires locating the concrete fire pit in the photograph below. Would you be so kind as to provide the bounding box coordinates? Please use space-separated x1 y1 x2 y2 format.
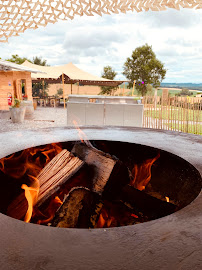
0 127 201 270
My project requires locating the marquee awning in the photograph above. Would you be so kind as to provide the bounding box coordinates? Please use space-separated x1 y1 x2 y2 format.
22 60 127 87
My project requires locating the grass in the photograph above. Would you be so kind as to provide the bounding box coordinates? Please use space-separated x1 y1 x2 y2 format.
146 106 202 122
164 123 202 135
123 87 198 97
144 105 202 135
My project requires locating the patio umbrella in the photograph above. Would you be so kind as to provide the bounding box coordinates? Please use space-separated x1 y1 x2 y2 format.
0 0 201 42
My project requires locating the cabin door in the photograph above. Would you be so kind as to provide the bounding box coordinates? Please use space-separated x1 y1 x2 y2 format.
14 79 22 100
15 79 27 100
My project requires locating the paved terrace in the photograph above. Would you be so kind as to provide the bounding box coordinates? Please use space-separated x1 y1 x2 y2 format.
0 107 67 133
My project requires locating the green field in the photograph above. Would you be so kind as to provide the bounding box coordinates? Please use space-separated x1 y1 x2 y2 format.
163 123 202 135
148 106 202 122
121 87 199 97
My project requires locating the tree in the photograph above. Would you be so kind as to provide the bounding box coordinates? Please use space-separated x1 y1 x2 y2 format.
33 56 48 66
146 84 154 95
31 57 49 97
32 81 49 98
6 54 30 64
123 44 166 96
54 88 63 98
176 88 192 96
57 88 63 96
99 66 117 95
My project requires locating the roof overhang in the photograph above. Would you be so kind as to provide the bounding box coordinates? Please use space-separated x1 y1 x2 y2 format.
0 60 46 74
32 76 128 87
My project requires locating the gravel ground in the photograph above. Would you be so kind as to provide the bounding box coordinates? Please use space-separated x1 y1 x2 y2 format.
0 107 67 133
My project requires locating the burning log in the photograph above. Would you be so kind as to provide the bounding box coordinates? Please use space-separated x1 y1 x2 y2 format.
37 149 84 206
119 185 177 220
51 187 102 228
71 143 130 198
4 141 177 227
96 200 139 228
130 152 160 191
7 150 84 220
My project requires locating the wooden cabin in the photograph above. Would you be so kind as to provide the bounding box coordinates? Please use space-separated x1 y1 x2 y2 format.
0 70 33 111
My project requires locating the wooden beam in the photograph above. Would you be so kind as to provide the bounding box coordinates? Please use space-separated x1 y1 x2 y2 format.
62 73 65 109
42 80 45 97
77 82 79 95
132 80 136 96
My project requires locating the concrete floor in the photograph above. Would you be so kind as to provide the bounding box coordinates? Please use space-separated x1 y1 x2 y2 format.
0 107 67 133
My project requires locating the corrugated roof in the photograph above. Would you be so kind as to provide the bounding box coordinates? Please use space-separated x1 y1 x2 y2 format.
0 59 45 74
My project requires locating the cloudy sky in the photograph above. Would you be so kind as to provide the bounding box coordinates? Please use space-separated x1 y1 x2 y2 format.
1 7 202 83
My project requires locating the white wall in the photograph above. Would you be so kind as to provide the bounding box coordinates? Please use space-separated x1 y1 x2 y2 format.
67 102 143 127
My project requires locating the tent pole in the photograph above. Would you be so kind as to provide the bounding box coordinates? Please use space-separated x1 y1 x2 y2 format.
62 73 65 109
132 80 136 96
77 82 79 95
42 80 45 97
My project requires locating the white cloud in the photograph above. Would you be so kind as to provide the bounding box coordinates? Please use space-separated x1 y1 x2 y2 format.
1 8 202 82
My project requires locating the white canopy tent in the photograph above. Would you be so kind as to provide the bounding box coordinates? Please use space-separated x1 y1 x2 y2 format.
22 60 127 108
22 60 126 87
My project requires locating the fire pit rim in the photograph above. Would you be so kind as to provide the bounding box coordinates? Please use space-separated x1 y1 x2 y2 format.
0 127 201 270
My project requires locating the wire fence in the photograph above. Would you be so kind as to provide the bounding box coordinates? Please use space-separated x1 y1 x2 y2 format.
142 96 202 135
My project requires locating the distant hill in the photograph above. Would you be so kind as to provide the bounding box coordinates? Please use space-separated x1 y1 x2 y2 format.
160 83 202 91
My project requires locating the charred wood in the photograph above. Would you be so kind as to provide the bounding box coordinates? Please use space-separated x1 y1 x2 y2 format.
7 150 84 220
119 185 177 220
71 143 130 197
51 187 102 228
96 200 140 228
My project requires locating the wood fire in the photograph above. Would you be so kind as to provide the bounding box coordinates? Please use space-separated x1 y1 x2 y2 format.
0 141 177 228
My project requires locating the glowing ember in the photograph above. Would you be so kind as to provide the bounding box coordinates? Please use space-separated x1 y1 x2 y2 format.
130 153 160 191
165 197 169 203
96 209 114 228
131 213 138 219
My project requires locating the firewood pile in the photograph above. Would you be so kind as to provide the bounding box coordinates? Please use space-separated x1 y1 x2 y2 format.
0 142 176 228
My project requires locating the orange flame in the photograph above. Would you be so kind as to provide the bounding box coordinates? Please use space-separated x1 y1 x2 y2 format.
97 213 106 228
36 196 63 225
96 208 114 228
0 143 63 179
165 196 169 202
0 143 63 223
21 175 39 223
130 153 160 191
131 213 138 219
73 120 92 147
